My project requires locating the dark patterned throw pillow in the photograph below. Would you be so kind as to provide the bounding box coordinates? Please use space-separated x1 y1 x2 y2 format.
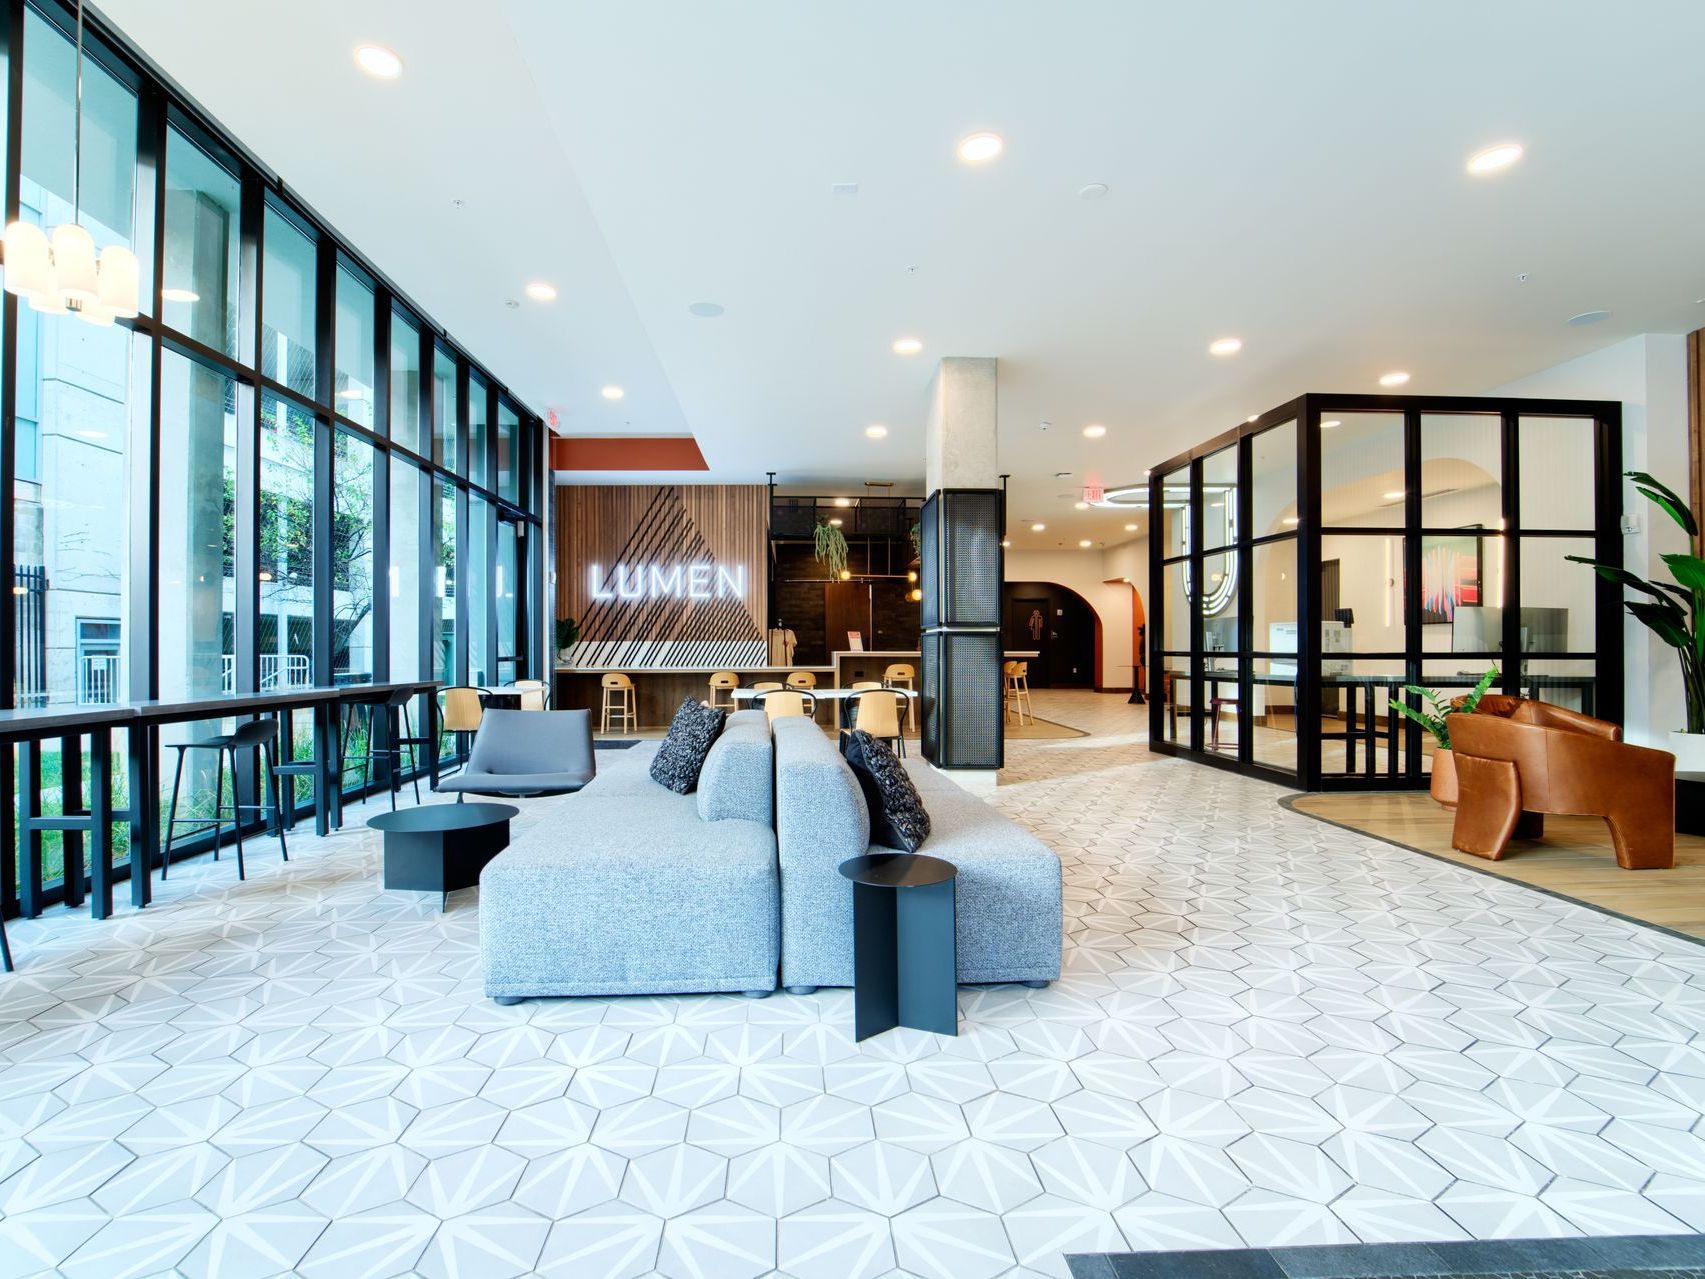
649 697 726 794
843 729 931 852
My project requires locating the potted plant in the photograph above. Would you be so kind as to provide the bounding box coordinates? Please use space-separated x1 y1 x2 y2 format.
1390 665 1500 806
1569 470 1704 768
555 616 580 662
814 518 850 578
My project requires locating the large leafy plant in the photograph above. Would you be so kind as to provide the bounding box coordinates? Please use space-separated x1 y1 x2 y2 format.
1568 470 1704 733
1390 666 1500 750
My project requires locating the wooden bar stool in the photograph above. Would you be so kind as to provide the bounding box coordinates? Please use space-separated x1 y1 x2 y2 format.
162 718 290 882
708 671 740 711
1004 661 1034 725
601 673 637 733
884 663 916 729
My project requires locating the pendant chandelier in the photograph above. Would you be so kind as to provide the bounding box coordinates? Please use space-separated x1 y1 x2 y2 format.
1 0 140 325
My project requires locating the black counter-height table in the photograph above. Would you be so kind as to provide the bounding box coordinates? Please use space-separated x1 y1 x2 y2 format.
2 680 441 930
0 703 141 924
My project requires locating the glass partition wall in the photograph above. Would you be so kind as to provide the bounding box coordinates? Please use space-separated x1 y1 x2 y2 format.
1149 395 1620 790
0 0 546 919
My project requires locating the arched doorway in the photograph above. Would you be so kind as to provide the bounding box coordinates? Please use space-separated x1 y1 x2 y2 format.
1002 581 1101 689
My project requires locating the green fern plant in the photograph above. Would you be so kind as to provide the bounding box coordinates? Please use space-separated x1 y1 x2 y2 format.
1390 665 1500 750
1568 470 1704 733
814 518 850 577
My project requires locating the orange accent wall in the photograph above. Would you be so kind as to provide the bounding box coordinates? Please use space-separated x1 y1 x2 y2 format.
550 435 708 472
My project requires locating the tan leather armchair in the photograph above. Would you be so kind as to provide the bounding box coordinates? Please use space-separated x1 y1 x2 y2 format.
1446 699 1675 869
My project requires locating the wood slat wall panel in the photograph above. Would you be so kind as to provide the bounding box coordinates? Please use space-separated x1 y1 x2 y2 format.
554 485 768 650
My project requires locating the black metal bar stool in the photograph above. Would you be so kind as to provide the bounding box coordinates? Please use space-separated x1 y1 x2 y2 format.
162 718 290 881
272 706 333 833
342 688 430 810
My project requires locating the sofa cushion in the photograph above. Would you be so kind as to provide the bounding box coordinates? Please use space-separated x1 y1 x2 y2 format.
842 730 930 852
649 698 725 793
697 715 774 823
480 796 779 998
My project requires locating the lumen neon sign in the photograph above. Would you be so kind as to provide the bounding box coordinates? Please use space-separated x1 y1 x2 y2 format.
588 562 748 602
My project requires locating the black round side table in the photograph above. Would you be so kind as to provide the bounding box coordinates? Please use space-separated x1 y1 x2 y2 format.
838 852 959 1041
369 802 519 911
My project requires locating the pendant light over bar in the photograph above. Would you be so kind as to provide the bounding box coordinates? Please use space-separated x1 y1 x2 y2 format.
2 0 141 324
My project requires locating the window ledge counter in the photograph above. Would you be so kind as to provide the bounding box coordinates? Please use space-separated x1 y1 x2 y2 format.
553 650 1038 730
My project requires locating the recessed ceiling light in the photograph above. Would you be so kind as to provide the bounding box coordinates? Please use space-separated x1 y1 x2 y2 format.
687 301 724 318
1283 516 1300 526
354 44 403 80
1082 424 1107 439
162 287 199 303
1379 371 1410 387
828 518 843 527
1074 501 1089 511
1467 141 1523 175
1567 309 1611 326
1078 540 1093 549
1031 522 1046 532
1321 419 1341 428
1246 415 1259 423
892 336 923 355
1125 523 1138 532
1209 337 1243 356
1001 538 1012 548
956 132 1004 164
865 424 888 439
834 497 851 508
601 385 624 400
524 281 557 302
1383 490 1407 501
1077 182 1109 200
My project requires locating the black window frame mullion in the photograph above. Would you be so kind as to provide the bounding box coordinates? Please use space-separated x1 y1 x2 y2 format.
232 170 263 696
311 229 335 689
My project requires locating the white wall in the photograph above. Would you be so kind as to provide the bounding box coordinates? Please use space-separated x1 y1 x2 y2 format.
1484 334 1689 747
1004 548 1138 690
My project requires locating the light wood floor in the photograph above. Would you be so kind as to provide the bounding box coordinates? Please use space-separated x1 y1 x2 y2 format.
1289 790 1705 942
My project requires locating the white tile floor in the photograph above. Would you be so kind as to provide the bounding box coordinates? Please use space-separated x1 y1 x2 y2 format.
4 690 1705 1278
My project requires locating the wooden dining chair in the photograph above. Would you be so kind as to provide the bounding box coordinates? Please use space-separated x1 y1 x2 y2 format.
759 690 813 723
846 689 906 756
510 678 550 711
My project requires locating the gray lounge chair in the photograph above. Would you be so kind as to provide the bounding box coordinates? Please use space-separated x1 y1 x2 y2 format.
435 709 596 800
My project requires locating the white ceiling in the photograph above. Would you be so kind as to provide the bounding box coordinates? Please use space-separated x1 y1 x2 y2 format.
99 0 1705 553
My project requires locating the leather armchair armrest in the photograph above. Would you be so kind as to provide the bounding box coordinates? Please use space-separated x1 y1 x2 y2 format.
1526 702 1621 741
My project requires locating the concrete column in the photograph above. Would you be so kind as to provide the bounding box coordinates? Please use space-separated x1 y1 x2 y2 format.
920 358 1004 773
925 357 999 492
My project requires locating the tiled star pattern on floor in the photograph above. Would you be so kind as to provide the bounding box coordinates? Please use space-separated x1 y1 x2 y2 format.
4 690 1705 1278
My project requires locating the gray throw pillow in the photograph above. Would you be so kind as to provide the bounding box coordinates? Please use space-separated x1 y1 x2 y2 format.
650 698 726 794
842 729 931 852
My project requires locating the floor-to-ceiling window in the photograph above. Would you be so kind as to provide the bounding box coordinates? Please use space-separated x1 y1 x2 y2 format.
2 0 546 916
333 428 376 684
11 8 142 888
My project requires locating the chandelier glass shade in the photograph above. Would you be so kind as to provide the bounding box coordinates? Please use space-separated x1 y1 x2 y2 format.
1 0 140 324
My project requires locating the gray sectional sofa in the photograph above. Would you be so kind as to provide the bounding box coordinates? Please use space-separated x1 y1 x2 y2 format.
478 707 1062 1003
479 709 778 1002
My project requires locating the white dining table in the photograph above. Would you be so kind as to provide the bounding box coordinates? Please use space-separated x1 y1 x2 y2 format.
732 685 917 729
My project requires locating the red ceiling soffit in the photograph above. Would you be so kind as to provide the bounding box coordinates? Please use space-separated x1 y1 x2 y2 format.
550 435 709 472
